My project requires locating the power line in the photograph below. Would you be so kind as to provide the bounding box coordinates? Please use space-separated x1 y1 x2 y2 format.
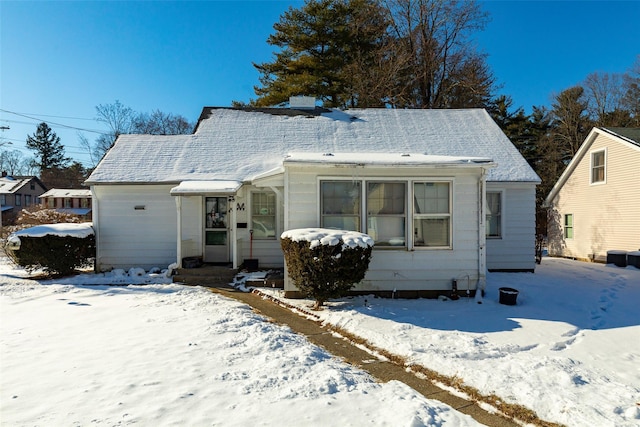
0 109 109 135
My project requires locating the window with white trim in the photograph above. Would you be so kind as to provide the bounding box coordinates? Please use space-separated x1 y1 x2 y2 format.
366 182 406 247
413 182 451 248
564 214 574 239
251 192 276 239
591 150 605 184
321 181 361 231
486 192 502 238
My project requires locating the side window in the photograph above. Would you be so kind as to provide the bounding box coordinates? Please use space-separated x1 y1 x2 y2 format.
251 192 276 239
591 150 605 184
64 198 72 208
564 214 574 239
47 198 55 208
486 192 502 238
366 182 406 247
15 194 22 206
1 194 6 206
321 181 361 231
25 195 32 206
413 182 451 248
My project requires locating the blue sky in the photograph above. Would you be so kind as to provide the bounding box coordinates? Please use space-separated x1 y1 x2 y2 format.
1 0 638 168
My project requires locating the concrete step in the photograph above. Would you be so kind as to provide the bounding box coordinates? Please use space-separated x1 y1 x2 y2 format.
173 265 237 287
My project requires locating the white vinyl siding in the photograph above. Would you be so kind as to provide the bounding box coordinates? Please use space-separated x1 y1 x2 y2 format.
485 183 537 271
93 184 177 271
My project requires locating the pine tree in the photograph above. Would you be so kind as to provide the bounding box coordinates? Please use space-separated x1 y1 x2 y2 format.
25 122 70 173
253 0 388 108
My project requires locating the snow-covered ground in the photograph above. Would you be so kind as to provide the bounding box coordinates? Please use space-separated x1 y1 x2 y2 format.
2 256 639 426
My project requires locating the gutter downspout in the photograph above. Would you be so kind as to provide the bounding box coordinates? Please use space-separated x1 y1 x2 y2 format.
231 195 238 269
91 186 99 272
176 195 182 268
478 169 487 294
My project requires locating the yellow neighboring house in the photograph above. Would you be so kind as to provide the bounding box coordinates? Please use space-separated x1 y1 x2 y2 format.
544 127 640 262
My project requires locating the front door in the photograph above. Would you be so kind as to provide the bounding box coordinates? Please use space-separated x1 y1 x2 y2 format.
204 197 229 263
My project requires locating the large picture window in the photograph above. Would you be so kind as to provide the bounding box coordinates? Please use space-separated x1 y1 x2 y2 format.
321 181 361 231
367 182 406 246
591 150 605 184
413 182 451 247
251 192 276 239
486 192 502 238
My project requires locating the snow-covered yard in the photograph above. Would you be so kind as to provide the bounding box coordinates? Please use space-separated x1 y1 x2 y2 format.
1 256 639 426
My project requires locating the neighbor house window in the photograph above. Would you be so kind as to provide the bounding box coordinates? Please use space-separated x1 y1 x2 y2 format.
15 194 21 206
413 182 451 247
486 192 502 238
47 198 55 208
564 214 574 239
251 192 276 239
24 195 31 206
591 150 606 184
1 194 6 206
64 198 72 208
321 181 361 231
366 182 406 247
81 198 90 208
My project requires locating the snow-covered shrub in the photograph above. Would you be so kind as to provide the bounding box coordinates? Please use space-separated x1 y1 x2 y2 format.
280 228 374 310
6 224 95 277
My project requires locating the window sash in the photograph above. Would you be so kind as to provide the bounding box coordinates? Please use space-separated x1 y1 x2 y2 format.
251 192 277 239
321 181 361 231
486 192 502 238
564 214 574 239
366 182 406 247
591 151 605 183
413 182 451 247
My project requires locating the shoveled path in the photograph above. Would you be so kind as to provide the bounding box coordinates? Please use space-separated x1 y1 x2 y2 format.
210 285 519 427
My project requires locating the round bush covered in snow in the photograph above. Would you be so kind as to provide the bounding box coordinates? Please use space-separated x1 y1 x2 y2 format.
280 228 374 309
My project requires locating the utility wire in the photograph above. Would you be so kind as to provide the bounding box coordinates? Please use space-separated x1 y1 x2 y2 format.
0 109 109 135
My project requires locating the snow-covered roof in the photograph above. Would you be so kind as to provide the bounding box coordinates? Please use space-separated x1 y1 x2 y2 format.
86 108 540 185
170 180 242 195
0 176 42 194
40 189 92 198
284 152 495 167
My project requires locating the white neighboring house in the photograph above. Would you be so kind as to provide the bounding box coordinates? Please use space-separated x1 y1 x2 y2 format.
85 101 540 298
544 127 640 261
40 189 92 219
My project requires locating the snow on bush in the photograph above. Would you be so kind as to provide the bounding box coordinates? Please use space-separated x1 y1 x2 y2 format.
280 228 373 309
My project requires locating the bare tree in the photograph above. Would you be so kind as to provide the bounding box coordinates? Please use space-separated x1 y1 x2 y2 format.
621 55 640 127
132 110 193 135
94 100 135 159
383 0 493 108
583 71 624 126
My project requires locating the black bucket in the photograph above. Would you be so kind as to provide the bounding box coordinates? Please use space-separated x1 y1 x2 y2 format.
499 287 519 305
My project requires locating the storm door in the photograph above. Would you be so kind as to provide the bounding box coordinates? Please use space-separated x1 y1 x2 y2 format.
204 197 229 263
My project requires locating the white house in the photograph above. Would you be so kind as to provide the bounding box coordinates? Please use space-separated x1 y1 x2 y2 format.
544 127 640 261
86 101 540 298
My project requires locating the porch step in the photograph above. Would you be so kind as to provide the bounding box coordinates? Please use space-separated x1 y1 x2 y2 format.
173 265 238 287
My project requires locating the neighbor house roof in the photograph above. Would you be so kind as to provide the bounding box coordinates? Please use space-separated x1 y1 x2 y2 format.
0 176 46 194
40 189 92 198
86 108 540 185
602 127 640 147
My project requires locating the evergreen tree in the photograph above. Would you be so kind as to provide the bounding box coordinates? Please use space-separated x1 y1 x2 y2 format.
25 122 70 173
549 86 592 164
254 0 386 108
